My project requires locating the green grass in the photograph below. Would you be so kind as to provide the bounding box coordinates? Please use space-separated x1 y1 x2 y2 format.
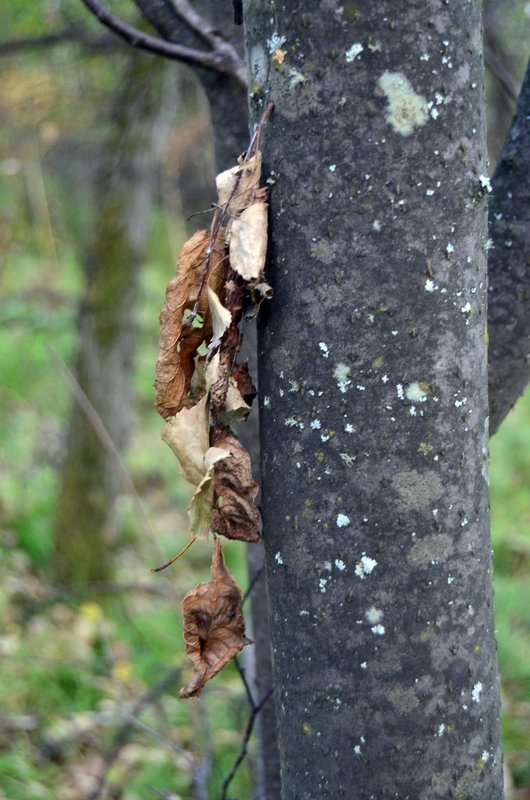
490 389 530 786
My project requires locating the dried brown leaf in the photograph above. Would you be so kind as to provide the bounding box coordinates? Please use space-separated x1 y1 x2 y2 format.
232 362 257 405
180 538 251 698
229 191 268 281
210 426 261 543
155 229 226 418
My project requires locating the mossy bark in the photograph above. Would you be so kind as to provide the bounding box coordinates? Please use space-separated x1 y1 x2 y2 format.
245 1 504 798
53 54 174 585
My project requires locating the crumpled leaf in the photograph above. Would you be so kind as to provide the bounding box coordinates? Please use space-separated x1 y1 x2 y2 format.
229 189 268 281
155 229 226 419
180 538 251 698
207 286 232 351
210 426 261 542
215 151 262 217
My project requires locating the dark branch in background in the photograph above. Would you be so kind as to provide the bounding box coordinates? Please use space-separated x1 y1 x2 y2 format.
488 58 530 434
78 0 246 84
0 27 118 55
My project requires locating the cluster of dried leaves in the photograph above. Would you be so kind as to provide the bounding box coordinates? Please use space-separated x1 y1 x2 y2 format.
154 132 271 698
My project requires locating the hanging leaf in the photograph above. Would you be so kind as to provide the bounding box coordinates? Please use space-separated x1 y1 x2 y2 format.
155 229 226 419
229 189 268 281
210 426 261 543
180 538 251 698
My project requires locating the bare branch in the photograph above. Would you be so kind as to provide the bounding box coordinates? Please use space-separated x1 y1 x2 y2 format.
167 0 246 79
78 0 246 83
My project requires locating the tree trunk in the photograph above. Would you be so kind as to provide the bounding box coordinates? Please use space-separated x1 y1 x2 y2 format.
53 54 174 585
245 2 504 798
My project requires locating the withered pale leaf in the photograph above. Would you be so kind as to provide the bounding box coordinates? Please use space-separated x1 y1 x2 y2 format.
221 378 251 424
207 287 232 351
155 229 226 419
180 538 251 698
229 193 268 281
210 426 261 543
188 445 229 540
215 151 262 218
161 395 209 486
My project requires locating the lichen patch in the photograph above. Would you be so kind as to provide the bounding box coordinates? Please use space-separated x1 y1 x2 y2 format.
378 72 428 136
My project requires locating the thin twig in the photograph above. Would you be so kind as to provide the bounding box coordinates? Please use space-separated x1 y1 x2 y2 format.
233 656 256 711
242 564 264 604
86 665 182 800
219 688 274 800
78 0 246 83
48 347 156 544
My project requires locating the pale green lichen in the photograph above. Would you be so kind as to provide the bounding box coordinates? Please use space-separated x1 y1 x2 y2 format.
378 72 428 136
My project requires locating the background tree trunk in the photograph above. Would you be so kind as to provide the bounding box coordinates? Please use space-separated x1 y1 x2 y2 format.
245 2 504 798
488 59 530 434
53 54 174 585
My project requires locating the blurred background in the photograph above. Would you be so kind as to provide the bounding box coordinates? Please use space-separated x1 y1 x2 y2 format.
0 2 529 799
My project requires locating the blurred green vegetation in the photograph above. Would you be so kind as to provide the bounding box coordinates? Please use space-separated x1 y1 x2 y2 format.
0 2 529 799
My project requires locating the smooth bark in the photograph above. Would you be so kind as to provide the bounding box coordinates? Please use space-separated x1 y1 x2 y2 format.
245 2 503 798
53 55 174 584
488 58 530 434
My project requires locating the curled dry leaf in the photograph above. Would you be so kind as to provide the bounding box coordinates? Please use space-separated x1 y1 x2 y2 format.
229 188 268 281
207 286 232 351
180 538 251 698
155 229 226 419
246 280 273 320
210 426 261 543
232 362 256 405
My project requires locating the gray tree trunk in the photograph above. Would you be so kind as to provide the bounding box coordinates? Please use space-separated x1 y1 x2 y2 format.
245 2 504 798
53 54 174 585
